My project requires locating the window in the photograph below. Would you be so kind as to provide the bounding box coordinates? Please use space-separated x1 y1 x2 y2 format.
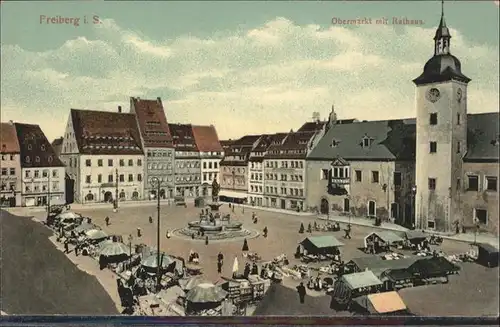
475 209 487 225
427 221 435 229
429 142 437 153
9 168 15 175
457 113 461 125
428 178 436 190
98 174 102 183
321 169 329 180
98 159 103 167
467 175 479 191
108 159 113 167
42 170 48 178
429 113 438 125
34 170 39 178
35 156 40 163
137 159 142 166
393 172 402 186
26 156 30 163
108 174 113 183
27 144 32 150
1 168 6 176
203 162 207 169
119 174 125 182
128 174 133 182
10 155 14 160
86 159 91 167
486 176 497 191
25 170 31 178
138 174 142 182
362 137 370 148
128 159 133 166
52 170 58 178
355 170 362 182
214 162 218 169
457 141 461 154
86 175 91 184
371 171 379 183
119 159 125 167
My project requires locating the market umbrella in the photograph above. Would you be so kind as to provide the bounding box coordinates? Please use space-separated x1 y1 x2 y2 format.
232 256 239 274
99 242 129 257
56 211 81 220
141 253 174 269
186 283 227 303
97 239 113 250
73 222 94 233
85 229 108 240
178 276 207 291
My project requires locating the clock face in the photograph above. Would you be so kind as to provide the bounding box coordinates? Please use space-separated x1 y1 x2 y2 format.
427 88 441 103
457 88 463 102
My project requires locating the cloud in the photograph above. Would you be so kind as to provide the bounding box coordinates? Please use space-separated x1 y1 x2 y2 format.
1 17 498 142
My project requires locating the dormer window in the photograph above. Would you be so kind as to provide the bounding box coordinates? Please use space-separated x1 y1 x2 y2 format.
362 136 373 148
48 156 53 163
27 144 32 150
26 156 30 163
331 139 340 147
35 156 40 163
41 145 46 151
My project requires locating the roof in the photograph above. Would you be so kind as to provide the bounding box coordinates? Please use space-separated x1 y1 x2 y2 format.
0 122 20 153
408 257 460 276
397 230 428 241
301 235 344 249
298 121 326 132
476 243 499 254
232 135 261 147
341 271 383 290
14 123 64 168
51 137 63 157
249 133 288 162
265 131 316 159
70 109 143 155
364 291 407 314
365 231 404 244
168 124 198 152
130 97 173 148
348 256 421 273
191 125 223 152
465 113 499 162
308 119 416 161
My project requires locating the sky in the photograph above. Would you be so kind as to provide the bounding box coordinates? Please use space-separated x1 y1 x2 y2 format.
1 1 499 142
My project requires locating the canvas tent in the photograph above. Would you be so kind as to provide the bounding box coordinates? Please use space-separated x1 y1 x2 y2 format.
364 231 404 248
300 236 344 255
351 291 409 315
475 243 499 268
397 230 428 244
347 256 422 277
408 257 460 278
332 271 383 305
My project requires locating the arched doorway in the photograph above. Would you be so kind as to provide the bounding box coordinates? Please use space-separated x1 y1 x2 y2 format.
119 191 126 200
320 198 329 215
132 191 139 200
104 191 113 202
159 189 166 199
150 190 157 199
85 193 94 202
343 198 350 213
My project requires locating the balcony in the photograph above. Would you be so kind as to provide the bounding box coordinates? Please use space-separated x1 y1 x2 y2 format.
330 177 350 185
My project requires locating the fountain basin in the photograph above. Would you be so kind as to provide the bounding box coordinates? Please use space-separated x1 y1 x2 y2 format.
225 222 243 231
200 225 223 232
188 221 201 229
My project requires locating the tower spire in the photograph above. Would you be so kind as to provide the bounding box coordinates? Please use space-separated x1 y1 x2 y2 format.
434 0 451 55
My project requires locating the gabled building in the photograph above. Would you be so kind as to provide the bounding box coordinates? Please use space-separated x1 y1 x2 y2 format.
168 123 201 197
15 123 66 207
51 137 64 157
60 107 145 204
192 125 224 197
1 121 22 206
219 135 261 203
130 97 175 200
263 126 323 211
248 133 287 207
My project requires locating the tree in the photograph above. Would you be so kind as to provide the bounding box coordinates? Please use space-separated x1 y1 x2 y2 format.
242 238 249 251
299 223 305 234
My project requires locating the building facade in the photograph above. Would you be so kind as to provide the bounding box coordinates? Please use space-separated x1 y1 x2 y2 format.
130 97 175 199
1 122 22 207
169 124 201 197
263 127 324 211
192 125 223 197
15 123 66 207
219 135 261 203
60 108 145 203
248 134 287 207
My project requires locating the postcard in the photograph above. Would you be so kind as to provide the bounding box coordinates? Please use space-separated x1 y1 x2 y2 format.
0 0 498 325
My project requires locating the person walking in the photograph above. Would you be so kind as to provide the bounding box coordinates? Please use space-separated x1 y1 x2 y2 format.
296 282 306 304
64 240 69 254
344 224 352 239
149 216 153 224
105 216 110 226
263 226 268 238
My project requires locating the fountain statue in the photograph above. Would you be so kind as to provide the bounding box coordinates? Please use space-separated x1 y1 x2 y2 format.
211 179 220 203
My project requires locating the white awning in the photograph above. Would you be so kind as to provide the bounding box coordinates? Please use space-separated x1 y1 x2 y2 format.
219 190 248 199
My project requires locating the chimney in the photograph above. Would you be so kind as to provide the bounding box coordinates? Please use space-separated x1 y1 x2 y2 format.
9 120 13 124
118 106 122 113
157 97 162 104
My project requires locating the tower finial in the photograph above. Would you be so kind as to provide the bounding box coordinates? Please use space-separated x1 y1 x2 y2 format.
441 0 444 18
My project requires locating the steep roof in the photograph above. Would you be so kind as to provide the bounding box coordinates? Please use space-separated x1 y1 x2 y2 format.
308 119 416 161
264 131 316 159
131 97 173 148
191 125 223 152
51 137 64 157
14 123 64 168
168 124 198 152
1 122 20 153
232 135 261 147
465 112 499 162
70 109 144 155
298 121 326 132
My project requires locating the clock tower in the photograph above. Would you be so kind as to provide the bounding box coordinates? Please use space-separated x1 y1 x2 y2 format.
412 0 471 232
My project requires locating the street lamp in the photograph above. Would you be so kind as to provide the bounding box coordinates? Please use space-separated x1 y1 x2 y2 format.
411 185 417 229
232 170 236 212
46 172 51 220
473 218 480 245
114 168 119 211
150 177 163 291
128 234 133 268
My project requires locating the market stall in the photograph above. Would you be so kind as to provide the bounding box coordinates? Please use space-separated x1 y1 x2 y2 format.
331 271 383 308
350 291 410 315
399 230 428 247
363 231 404 253
185 283 228 316
474 243 499 268
407 256 460 285
379 269 415 291
299 236 344 263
